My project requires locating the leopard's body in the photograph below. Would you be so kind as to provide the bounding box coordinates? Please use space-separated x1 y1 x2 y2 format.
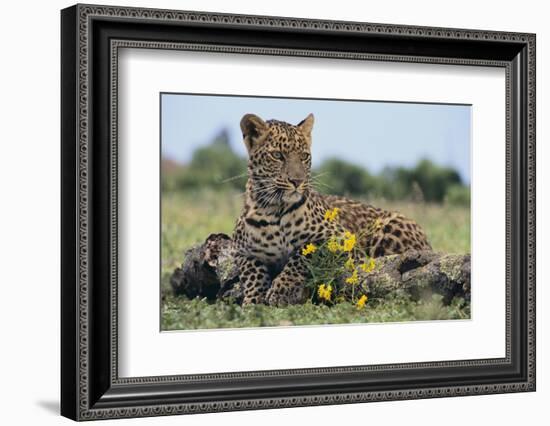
233 113 431 305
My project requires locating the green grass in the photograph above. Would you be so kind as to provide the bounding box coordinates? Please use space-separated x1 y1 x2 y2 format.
161 190 470 330
162 295 470 330
161 189 242 293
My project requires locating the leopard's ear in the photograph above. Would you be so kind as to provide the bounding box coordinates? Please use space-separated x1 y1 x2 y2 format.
297 113 315 140
240 114 268 153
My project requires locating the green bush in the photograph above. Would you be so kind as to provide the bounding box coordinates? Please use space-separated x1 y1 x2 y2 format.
394 159 462 202
162 130 469 205
314 158 380 197
375 159 463 203
162 130 247 192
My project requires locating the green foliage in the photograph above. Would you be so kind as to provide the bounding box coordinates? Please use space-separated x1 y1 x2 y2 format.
162 130 247 192
365 160 463 202
162 130 469 204
445 184 471 206
301 224 375 306
394 159 462 202
161 294 470 330
313 158 465 203
315 158 379 197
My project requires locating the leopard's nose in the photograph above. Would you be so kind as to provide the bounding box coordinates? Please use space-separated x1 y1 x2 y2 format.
289 177 304 188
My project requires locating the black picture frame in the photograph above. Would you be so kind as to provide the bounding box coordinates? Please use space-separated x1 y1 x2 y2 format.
61 4 536 421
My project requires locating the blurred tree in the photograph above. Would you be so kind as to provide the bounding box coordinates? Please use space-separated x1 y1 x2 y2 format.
315 158 379 197
167 129 248 191
162 135 468 205
394 159 462 202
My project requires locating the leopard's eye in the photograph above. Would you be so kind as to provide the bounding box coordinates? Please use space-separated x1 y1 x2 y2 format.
272 151 283 160
300 152 309 161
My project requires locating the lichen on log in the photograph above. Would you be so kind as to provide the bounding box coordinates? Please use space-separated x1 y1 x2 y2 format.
170 233 470 305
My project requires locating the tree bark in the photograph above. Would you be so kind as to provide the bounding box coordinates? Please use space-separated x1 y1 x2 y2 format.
170 233 470 305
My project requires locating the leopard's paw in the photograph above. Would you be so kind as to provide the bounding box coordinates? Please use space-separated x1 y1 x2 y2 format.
266 283 305 307
265 287 288 307
241 294 266 306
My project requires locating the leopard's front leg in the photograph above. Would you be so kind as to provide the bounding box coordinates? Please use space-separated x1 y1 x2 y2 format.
266 251 310 306
236 254 272 305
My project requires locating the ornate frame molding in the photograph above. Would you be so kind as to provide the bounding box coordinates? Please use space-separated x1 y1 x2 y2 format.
61 4 535 421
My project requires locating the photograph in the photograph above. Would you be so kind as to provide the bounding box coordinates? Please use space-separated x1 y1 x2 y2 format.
160 94 472 331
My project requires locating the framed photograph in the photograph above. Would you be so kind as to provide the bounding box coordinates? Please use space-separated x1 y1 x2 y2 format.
61 4 536 421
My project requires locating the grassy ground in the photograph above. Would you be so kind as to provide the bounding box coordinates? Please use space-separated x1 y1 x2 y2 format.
161 190 470 330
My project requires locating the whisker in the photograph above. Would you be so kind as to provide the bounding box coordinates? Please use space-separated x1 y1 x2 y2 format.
311 180 333 190
310 177 333 189
311 175 330 183
311 171 331 179
219 172 249 183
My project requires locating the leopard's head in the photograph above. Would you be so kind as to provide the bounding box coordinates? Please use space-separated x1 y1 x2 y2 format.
240 113 314 206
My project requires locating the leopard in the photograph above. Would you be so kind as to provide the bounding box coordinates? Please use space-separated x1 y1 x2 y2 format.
232 113 431 306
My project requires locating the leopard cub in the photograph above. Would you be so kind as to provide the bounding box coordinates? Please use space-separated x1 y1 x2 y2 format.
232 113 431 306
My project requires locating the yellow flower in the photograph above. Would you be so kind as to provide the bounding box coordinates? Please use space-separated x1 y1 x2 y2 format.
356 294 368 309
344 256 355 271
317 284 333 301
302 243 317 256
342 232 356 252
324 207 340 222
327 238 342 253
345 269 359 285
359 258 376 273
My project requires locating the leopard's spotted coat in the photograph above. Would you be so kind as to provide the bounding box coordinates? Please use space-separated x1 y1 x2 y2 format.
233 113 431 306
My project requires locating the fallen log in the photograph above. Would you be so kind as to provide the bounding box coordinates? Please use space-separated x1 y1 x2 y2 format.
170 233 470 305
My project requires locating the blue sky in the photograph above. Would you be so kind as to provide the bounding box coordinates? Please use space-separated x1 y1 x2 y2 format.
161 94 471 183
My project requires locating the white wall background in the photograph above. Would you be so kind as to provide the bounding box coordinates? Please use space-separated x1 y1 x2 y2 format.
0 0 546 424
